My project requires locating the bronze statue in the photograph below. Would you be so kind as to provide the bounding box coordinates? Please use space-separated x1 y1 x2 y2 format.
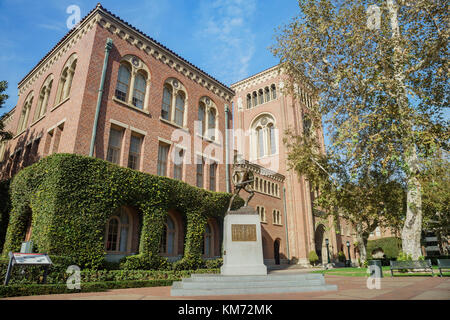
227 164 255 212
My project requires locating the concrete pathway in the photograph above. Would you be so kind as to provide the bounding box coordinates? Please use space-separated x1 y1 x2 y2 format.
2 273 449 300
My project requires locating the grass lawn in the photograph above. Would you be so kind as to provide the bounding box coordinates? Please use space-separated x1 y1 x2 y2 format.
311 266 450 277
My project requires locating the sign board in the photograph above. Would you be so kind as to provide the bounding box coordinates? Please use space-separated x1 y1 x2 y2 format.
231 224 257 242
4 252 53 285
11 253 52 265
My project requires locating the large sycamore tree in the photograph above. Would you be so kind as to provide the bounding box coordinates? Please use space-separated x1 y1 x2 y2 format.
273 0 448 259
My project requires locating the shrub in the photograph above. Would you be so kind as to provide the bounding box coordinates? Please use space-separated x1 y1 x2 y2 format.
2 154 243 269
0 179 11 253
338 251 346 262
308 251 319 265
397 251 413 262
204 258 223 269
367 237 402 260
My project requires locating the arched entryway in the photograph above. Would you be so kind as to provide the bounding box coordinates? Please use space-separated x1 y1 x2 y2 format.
274 239 281 265
315 224 327 264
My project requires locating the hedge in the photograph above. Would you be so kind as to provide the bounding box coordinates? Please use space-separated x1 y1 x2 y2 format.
367 237 402 259
1 153 243 269
0 179 10 253
0 280 175 298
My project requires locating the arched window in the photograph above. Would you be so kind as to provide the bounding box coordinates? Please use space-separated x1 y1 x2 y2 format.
17 93 34 134
161 78 187 127
255 177 259 191
162 84 172 120
132 72 147 109
198 102 206 135
265 87 270 102
161 215 176 255
114 55 151 111
115 63 131 102
258 89 264 104
56 54 77 104
34 76 53 121
251 114 277 159
257 127 264 158
252 92 257 107
271 84 277 100
246 94 251 109
174 92 185 126
208 108 216 140
105 207 132 253
269 123 277 154
260 207 266 222
202 223 213 257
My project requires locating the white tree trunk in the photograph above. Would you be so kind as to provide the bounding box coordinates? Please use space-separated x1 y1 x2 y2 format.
355 223 368 263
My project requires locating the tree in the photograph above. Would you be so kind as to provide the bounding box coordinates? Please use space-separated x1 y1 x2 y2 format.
0 80 13 142
273 0 448 259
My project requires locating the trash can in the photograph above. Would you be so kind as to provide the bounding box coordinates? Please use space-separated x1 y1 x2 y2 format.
368 260 383 278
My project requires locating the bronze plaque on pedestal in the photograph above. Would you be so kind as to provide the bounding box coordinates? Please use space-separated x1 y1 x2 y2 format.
231 224 257 241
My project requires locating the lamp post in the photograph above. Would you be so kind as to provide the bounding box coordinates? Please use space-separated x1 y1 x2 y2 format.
346 241 352 267
325 238 330 264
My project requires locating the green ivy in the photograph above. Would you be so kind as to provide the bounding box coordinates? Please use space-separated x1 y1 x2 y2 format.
0 179 11 253
2 154 243 269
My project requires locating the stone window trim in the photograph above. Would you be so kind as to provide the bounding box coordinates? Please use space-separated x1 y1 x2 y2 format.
256 206 267 223
33 74 54 123
16 92 35 135
245 84 277 110
105 207 134 254
272 209 282 226
160 77 188 128
113 55 151 112
55 53 77 106
197 96 218 142
250 113 278 161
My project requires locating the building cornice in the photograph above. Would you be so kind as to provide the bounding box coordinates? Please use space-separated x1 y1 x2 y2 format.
17 4 235 102
235 160 285 182
230 65 281 94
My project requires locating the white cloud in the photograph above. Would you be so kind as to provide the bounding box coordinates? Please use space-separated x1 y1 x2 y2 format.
195 0 256 85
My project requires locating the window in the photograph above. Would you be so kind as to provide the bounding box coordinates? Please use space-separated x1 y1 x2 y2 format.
196 156 204 188
115 64 131 102
271 84 277 100
161 78 187 127
132 72 147 109
162 84 172 120
174 92 185 126
160 215 175 255
251 114 277 159
173 148 184 180
114 56 150 111
128 135 142 170
105 208 131 253
265 87 270 102
198 102 206 136
246 94 251 109
202 223 213 257
208 108 216 140
34 75 53 121
258 89 264 104
257 206 266 222
56 54 77 104
273 210 281 225
252 92 257 107
257 127 264 158
17 93 33 134
106 128 123 165
0 141 6 162
209 162 217 191
157 143 170 176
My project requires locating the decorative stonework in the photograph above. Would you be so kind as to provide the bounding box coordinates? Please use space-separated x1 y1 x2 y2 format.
231 66 281 93
18 7 234 103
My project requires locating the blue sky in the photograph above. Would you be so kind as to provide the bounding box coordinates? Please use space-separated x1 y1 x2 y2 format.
0 0 300 113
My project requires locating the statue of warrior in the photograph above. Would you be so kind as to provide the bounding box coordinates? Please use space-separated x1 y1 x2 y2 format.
227 164 255 212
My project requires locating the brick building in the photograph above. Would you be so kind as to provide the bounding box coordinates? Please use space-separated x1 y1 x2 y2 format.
0 4 356 266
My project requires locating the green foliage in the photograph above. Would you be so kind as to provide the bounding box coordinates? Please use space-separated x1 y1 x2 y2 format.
0 280 175 298
0 179 10 252
2 154 242 269
367 237 402 259
338 251 346 262
204 258 223 269
308 250 319 265
0 80 13 142
397 251 413 262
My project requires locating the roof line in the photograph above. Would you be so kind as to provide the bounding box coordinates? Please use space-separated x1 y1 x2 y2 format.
230 64 280 87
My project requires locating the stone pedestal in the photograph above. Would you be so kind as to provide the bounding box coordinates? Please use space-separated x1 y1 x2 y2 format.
220 207 267 276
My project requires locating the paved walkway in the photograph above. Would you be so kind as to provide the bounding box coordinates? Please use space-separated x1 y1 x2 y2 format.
2 272 449 300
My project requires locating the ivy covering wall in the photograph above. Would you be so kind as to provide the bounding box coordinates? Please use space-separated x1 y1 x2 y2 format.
0 179 10 253
2 154 242 269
